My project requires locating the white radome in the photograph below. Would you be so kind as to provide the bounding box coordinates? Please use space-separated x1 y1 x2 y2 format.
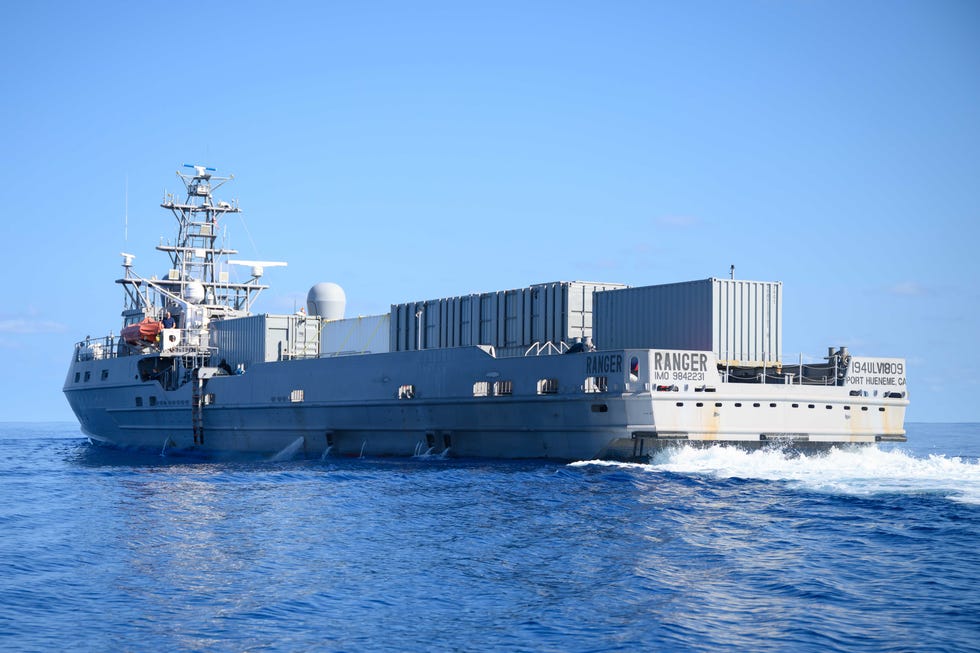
307 282 346 320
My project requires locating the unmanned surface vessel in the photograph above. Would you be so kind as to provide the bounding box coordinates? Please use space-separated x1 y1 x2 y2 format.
64 167 909 460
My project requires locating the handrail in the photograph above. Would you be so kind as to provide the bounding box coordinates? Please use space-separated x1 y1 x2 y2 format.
524 341 570 357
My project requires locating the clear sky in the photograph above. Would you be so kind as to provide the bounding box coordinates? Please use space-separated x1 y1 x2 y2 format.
1 1 977 422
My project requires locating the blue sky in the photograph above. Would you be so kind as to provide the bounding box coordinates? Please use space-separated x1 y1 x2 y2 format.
1 1 977 422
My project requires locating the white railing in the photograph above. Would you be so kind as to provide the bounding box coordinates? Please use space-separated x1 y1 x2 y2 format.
524 341 569 357
718 350 845 386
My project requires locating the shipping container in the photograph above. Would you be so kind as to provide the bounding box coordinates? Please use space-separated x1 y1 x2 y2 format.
389 281 626 353
593 279 782 364
320 314 390 356
209 314 321 369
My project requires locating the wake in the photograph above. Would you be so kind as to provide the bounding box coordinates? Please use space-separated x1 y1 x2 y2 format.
572 446 980 505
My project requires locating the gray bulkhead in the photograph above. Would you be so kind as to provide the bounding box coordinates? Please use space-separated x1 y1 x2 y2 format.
198 346 639 459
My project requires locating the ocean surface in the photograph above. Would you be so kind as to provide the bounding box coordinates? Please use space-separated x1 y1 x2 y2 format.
1 423 978 652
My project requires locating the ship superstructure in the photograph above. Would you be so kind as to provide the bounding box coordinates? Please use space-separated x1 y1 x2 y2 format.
64 167 909 460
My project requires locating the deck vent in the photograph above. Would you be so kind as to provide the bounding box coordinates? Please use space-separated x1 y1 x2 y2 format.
537 379 558 395
398 384 415 399
584 376 608 393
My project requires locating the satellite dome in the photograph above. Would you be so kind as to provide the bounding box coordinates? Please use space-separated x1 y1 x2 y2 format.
307 282 346 320
183 280 206 304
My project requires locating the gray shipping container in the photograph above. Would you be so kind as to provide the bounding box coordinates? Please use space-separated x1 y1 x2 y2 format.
390 281 626 352
209 314 321 369
593 278 782 364
320 314 390 356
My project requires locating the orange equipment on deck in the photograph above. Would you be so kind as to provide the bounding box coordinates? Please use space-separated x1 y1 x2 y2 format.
121 317 164 345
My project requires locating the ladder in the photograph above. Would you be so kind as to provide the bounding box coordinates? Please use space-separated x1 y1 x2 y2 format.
192 376 206 445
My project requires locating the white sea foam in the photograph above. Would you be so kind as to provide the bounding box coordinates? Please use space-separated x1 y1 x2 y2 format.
572 446 980 505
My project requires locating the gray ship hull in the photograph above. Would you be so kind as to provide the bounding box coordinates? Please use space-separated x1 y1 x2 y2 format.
65 346 908 461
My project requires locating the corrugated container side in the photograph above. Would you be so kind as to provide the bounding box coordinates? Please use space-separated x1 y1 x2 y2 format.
479 293 493 346
459 296 472 347
566 282 626 341
594 280 713 352
567 282 586 338
389 280 626 352
211 314 321 367
711 279 781 364
211 315 270 368
594 279 782 364
262 315 320 361
321 314 390 356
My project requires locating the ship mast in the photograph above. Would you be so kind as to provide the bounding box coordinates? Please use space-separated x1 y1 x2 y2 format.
158 165 261 313
116 165 282 325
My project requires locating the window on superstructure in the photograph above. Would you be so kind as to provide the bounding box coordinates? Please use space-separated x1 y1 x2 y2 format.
149 396 157 406
84 371 91 382
537 378 558 395
629 356 640 380
135 397 143 407
101 370 109 381
74 372 80 383
584 376 608 393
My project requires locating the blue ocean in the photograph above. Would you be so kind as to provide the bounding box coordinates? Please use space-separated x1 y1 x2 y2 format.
1 423 978 652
